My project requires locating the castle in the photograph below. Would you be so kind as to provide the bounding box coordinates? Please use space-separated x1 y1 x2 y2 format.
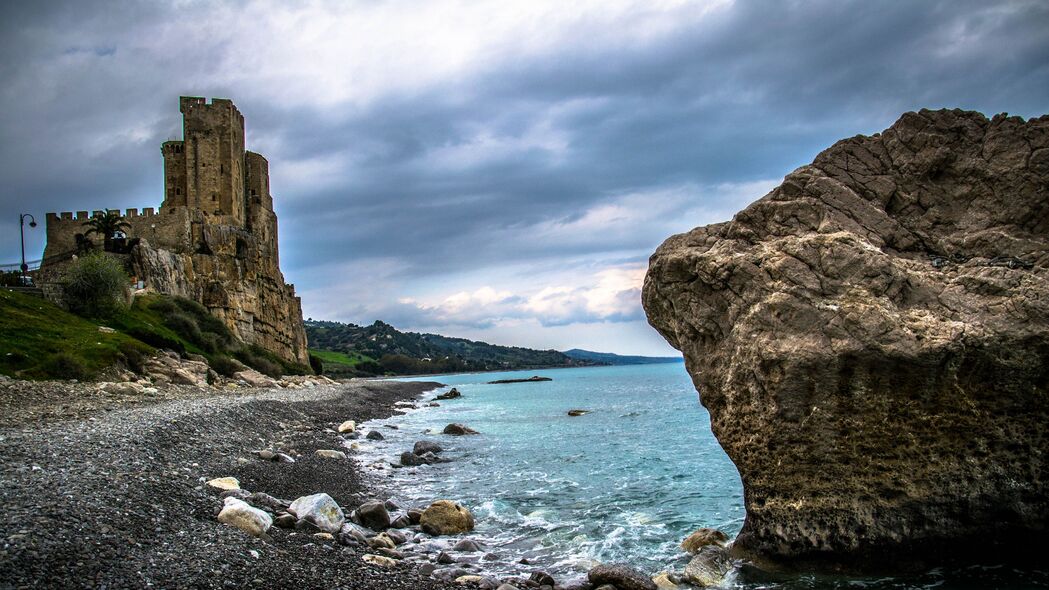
41 97 310 366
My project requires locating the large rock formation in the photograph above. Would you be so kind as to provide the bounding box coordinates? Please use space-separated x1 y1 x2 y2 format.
643 109 1049 571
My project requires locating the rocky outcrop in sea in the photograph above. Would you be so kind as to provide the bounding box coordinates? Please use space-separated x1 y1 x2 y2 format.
643 109 1049 570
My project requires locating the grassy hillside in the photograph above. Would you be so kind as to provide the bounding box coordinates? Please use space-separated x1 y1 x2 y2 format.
0 290 152 380
1 290 311 381
305 319 592 376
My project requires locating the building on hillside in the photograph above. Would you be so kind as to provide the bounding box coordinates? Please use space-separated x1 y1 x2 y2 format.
40 97 309 366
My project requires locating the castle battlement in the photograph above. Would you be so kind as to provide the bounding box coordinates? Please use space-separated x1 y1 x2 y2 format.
39 96 308 367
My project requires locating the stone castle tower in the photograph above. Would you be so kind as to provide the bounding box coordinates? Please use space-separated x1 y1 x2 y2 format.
42 97 310 367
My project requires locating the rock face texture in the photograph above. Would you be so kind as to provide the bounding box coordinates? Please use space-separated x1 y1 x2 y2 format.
643 109 1049 570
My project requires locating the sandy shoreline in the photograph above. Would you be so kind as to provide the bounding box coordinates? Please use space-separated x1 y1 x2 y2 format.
0 379 470 589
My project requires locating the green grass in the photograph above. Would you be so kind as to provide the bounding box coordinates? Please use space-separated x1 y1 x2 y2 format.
0 290 152 380
309 348 375 368
1 290 313 381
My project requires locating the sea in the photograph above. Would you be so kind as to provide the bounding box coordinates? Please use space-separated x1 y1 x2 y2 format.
353 363 1048 589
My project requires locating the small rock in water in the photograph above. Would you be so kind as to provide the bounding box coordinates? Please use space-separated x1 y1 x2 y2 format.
680 528 729 554
683 546 733 587
400 451 428 467
338 420 356 433
357 500 392 530
314 449 346 460
442 423 479 436
453 539 482 552
205 477 240 491
407 508 424 524
437 551 457 564
366 430 385 440
567 409 589 416
288 493 345 534
435 388 462 400
217 497 272 537
588 563 658 590
420 500 475 535
390 513 412 528
413 440 443 455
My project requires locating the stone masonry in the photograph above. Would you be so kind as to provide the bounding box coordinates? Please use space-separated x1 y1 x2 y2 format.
41 97 309 367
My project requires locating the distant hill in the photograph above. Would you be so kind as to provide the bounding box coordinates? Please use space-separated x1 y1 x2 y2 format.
562 348 683 365
305 319 593 377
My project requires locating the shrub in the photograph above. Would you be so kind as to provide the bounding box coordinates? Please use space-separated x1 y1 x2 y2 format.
163 311 202 346
309 354 323 375
63 253 129 319
117 341 147 374
42 352 87 380
126 327 186 355
235 348 282 378
147 297 177 314
209 355 243 377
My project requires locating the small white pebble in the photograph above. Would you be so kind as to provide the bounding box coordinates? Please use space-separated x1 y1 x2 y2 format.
249 550 260 559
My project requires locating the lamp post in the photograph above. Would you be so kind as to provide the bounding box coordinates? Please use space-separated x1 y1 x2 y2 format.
19 213 37 285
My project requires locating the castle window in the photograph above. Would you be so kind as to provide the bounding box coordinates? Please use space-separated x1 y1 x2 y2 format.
176 188 181 196
211 193 217 202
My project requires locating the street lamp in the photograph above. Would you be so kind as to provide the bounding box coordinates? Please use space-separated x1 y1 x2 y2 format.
19 213 37 285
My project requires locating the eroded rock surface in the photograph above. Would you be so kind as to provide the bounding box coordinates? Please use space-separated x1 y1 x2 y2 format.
643 109 1049 570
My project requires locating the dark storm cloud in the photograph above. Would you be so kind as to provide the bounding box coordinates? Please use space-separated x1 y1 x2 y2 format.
1 0 1047 334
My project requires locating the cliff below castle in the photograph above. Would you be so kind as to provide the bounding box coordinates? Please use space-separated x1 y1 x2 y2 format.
643 109 1049 570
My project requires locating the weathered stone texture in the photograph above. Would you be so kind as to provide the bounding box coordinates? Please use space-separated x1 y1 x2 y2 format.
643 109 1049 570
41 97 308 366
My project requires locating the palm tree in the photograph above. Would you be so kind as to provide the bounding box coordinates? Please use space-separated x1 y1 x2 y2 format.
82 209 131 252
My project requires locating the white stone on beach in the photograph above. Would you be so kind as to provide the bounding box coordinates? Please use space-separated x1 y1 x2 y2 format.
314 449 346 460
289 493 345 533
206 477 240 491
217 497 272 537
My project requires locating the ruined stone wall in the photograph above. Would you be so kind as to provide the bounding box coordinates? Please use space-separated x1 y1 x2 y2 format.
43 207 192 261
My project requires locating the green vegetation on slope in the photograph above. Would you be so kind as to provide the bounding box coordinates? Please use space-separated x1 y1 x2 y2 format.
1 290 311 381
305 319 593 376
0 290 152 380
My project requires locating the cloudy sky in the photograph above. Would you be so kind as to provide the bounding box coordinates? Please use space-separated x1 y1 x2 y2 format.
1 1 1047 355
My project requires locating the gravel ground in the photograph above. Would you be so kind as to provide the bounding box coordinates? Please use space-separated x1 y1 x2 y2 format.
0 379 467 589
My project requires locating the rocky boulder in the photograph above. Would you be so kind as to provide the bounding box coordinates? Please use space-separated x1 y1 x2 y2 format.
442 423 479 436
217 497 272 537
587 563 657 590
288 493 344 534
234 369 278 388
419 500 475 535
680 528 728 554
643 109 1049 569
357 501 392 530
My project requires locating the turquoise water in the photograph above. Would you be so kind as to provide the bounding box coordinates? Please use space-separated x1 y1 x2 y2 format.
353 364 1048 589
357 363 743 578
